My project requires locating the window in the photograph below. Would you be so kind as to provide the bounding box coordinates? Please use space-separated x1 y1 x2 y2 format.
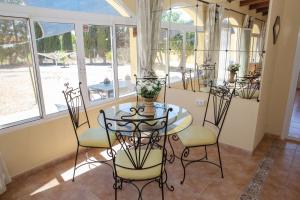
162 8 194 25
169 30 184 83
34 21 78 114
218 17 242 81
115 25 137 97
249 24 261 64
185 32 195 69
153 29 168 77
0 0 136 130
83 24 114 101
1 0 129 16
160 3 205 86
0 17 40 127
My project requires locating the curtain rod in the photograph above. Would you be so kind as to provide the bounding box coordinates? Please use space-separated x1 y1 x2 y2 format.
196 0 265 22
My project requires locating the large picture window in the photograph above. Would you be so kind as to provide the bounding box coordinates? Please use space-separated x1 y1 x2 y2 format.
0 17 40 127
0 0 136 130
115 25 137 97
83 24 114 102
34 21 79 114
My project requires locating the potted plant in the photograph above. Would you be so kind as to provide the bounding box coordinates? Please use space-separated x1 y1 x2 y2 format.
227 63 240 83
103 77 111 85
138 79 162 115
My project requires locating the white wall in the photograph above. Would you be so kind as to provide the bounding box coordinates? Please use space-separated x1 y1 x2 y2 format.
0 97 135 177
261 0 300 137
164 88 259 152
253 0 285 148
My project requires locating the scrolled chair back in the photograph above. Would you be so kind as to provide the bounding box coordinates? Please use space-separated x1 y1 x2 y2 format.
62 82 90 135
236 78 260 100
100 106 172 172
203 82 235 140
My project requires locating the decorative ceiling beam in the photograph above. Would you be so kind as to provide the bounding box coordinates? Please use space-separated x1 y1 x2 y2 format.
249 2 270 10
256 7 269 13
240 0 269 7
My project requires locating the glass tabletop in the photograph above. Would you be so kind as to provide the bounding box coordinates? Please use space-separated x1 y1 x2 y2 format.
98 102 193 136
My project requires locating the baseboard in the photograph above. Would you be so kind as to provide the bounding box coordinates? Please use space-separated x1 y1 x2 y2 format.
11 147 87 181
264 133 281 139
219 142 252 156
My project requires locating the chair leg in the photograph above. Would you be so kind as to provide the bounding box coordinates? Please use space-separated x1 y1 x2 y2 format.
161 176 164 200
180 147 189 184
204 146 208 160
114 178 118 200
216 142 224 178
72 145 79 182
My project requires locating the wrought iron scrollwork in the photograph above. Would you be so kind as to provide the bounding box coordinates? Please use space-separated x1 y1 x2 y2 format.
179 82 235 184
62 82 113 182
101 106 174 200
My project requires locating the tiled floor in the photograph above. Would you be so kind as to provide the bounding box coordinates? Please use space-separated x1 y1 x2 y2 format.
1 135 300 200
289 90 300 138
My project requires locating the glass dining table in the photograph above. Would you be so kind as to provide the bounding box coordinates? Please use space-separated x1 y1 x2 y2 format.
97 101 193 163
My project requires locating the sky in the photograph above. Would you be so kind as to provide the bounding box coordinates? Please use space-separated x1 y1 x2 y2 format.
5 0 121 16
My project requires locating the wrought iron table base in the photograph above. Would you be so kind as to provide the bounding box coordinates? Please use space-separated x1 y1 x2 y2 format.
166 134 180 164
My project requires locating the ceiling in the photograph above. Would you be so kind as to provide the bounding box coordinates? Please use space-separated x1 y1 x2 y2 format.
239 0 270 16
227 0 270 16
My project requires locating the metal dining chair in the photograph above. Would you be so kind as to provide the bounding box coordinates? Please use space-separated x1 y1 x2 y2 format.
100 106 173 200
134 74 168 103
236 78 260 101
177 82 235 184
63 82 116 181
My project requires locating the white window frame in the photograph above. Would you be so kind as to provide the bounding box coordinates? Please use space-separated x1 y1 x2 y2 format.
0 16 43 130
0 3 136 133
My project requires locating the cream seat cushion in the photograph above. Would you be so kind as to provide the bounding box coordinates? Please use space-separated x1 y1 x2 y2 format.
178 125 217 147
78 128 116 148
115 149 162 180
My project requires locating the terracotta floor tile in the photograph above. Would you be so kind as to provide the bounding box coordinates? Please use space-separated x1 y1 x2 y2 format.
2 136 300 200
282 187 300 200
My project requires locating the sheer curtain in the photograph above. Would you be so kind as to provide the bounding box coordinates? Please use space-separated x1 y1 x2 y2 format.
239 15 254 77
137 0 163 77
258 23 266 65
213 6 224 80
204 4 216 63
204 4 225 82
0 153 11 194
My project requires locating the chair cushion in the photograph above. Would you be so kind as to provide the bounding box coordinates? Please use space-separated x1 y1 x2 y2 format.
167 115 193 136
115 149 163 180
78 128 116 148
178 125 217 147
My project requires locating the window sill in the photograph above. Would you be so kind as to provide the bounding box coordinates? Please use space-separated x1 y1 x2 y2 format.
0 94 135 136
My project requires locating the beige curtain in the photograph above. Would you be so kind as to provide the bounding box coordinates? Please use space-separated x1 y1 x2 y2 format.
137 0 163 77
0 152 11 194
